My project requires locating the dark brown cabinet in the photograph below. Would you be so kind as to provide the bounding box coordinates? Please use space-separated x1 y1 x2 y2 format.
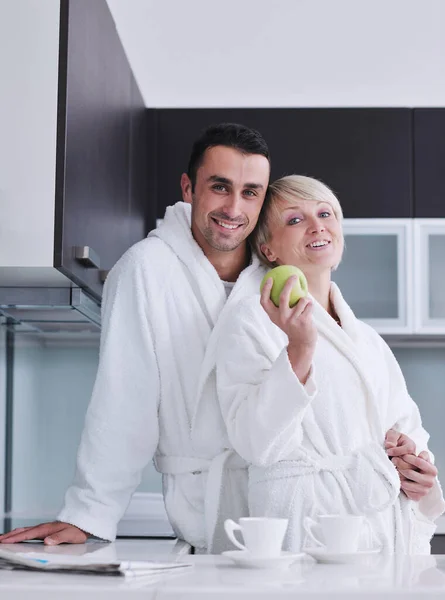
156 108 413 219
414 109 445 218
54 0 154 300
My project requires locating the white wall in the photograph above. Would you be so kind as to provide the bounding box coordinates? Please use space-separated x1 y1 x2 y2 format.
0 0 60 267
107 0 445 107
10 336 161 521
11 338 43 515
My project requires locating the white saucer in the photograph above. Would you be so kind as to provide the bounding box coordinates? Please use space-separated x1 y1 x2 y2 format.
222 550 305 570
305 547 381 564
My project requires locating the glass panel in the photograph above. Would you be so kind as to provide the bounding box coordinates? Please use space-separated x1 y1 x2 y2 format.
429 235 445 319
393 347 445 481
0 319 6 518
332 234 399 319
8 330 162 530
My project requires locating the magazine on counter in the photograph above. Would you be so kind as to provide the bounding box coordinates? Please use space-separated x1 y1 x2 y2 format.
0 547 193 577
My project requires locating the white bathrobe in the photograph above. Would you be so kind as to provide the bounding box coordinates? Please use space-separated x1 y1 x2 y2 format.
216 284 445 554
58 202 266 553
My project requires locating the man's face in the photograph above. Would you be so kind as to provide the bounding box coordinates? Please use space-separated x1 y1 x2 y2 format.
181 146 270 254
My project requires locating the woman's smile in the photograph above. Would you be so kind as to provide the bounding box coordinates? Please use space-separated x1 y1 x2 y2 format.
306 239 332 250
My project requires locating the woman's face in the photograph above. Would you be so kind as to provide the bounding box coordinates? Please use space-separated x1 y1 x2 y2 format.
261 198 344 276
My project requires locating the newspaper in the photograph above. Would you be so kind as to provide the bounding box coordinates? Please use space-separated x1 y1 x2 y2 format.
0 547 193 577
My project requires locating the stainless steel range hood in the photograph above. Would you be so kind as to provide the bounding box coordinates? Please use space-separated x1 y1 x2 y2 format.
0 287 101 335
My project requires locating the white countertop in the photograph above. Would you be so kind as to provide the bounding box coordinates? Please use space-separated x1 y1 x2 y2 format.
0 540 445 598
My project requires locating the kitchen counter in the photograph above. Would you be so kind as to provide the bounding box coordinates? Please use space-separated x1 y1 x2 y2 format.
0 540 445 599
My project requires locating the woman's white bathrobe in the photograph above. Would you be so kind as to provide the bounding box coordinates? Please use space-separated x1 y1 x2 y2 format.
57 202 266 553
216 284 445 554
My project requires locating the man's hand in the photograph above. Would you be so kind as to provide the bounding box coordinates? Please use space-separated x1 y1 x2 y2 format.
385 430 437 502
0 521 88 545
392 452 438 502
385 429 416 457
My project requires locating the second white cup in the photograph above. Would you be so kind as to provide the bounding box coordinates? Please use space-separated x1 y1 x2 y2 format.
224 517 288 557
304 514 367 553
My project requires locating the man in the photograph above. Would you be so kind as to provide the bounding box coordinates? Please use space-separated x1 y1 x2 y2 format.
0 123 271 553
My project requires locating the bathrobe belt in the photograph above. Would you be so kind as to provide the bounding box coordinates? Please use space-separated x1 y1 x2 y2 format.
249 443 401 517
155 450 247 551
155 443 400 548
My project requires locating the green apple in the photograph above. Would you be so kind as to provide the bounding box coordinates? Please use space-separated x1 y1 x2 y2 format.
260 265 308 308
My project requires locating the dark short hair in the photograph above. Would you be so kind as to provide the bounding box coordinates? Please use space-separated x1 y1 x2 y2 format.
187 123 271 190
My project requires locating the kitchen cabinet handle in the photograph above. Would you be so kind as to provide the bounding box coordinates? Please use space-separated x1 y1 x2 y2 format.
74 246 101 269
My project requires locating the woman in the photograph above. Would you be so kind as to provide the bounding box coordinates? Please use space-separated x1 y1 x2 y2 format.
215 175 444 554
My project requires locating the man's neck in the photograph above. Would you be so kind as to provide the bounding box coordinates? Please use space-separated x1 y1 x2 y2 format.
206 244 250 282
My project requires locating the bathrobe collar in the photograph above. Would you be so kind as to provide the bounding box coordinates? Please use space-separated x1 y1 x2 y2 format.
149 202 264 327
310 282 384 439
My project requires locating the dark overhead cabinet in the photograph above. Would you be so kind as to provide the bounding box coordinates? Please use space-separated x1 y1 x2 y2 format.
156 108 413 219
414 109 445 218
54 0 154 300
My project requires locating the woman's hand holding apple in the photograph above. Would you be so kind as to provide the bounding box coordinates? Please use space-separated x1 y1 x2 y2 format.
260 275 317 384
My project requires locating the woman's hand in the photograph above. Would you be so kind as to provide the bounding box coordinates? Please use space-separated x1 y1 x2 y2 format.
260 276 317 383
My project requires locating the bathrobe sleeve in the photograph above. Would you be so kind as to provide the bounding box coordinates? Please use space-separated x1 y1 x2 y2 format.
58 246 160 540
216 297 317 468
381 339 445 521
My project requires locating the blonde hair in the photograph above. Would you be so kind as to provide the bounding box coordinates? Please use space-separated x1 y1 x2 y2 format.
253 175 344 268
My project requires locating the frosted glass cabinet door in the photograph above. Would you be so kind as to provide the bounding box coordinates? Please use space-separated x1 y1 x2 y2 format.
414 221 445 333
332 219 413 334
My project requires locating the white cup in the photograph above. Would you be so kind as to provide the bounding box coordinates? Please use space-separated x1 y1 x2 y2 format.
224 517 288 557
303 515 368 553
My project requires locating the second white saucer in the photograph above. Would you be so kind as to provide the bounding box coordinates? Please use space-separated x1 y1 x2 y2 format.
222 550 305 570
305 547 381 565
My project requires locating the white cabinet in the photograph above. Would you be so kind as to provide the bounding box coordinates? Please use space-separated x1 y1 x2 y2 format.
332 219 413 334
332 218 445 335
413 220 445 334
